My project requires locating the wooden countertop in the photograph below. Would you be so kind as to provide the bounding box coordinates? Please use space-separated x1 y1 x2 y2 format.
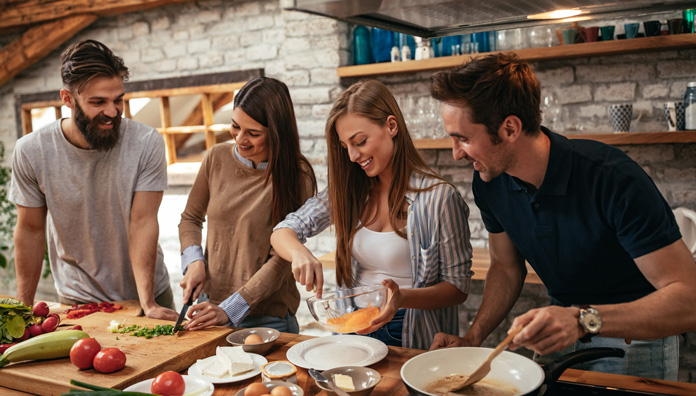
4 302 696 395
318 247 544 284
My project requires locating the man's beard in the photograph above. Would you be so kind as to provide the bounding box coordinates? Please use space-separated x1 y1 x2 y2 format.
74 101 121 151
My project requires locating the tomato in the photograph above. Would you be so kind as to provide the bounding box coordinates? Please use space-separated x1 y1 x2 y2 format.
70 338 102 370
151 371 186 396
93 347 126 373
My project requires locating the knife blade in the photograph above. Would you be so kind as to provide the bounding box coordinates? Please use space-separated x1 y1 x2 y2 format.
173 294 194 333
308 368 351 396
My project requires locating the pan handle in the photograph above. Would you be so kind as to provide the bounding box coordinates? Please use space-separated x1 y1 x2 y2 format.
541 347 625 384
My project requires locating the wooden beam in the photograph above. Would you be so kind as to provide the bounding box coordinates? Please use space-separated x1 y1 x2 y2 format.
201 93 216 150
159 96 177 165
20 108 32 136
0 0 196 33
0 14 97 88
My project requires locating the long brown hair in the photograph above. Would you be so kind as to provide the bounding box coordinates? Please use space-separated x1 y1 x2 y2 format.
234 77 317 224
326 79 447 287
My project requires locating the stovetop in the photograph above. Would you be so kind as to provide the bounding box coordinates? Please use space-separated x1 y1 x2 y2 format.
543 381 673 396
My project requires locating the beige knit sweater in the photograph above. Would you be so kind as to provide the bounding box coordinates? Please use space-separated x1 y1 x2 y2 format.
179 143 313 318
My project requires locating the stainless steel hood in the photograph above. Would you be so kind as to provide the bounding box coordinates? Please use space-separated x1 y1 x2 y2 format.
280 0 696 38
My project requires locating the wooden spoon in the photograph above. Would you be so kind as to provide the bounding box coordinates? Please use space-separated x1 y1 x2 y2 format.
445 324 525 392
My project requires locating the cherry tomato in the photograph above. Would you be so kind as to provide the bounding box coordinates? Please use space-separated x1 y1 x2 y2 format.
70 338 102 370
93 347 126 373
151 371 186 396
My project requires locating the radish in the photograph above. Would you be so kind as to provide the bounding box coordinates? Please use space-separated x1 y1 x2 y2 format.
29 323 44 337
16 328 30 342
32 301 50 317
42 316 59 333
0 343 16 354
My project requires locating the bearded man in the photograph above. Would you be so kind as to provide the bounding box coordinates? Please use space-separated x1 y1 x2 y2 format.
9 40 178 320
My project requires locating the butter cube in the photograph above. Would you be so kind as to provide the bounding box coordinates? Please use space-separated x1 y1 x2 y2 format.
333 373 355 391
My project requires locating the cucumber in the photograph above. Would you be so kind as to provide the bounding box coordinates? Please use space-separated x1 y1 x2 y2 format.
0 329 89 367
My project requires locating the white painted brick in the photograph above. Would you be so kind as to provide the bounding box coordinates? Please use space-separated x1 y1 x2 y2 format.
163 43 187 58
155 59 177 72
313 37 341 49
642 84 670 99
118 26 134 40
263 29 285 44
284 49 340 70
199 52 224 68
622 145 675 163
279 9 312 22
657 60 696 79
264 60 286 76
670 81 692 98
246 44 278 60
211 35 239 50
197 10 222 23
280 70 310 86
240 32 263 47
188 24 205 37
172 30 189 40
245 15 275 31
133 21 150 36
310 68 339 85
291 88 331 104
285 19 338 37
556 85 592 104
152 16 170 31
297 120 327 137
577 104 608 118
576 64 652 83
300 139 315 154
595 82 636 101
535 66 574 86
223 48 247 65
141 48 164 63
187 39 211 54
229 2 262 17
177 57 199 70
279 38 311 54
312 104 334 118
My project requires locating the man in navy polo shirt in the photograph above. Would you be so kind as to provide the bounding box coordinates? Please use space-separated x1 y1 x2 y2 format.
427 52 696 380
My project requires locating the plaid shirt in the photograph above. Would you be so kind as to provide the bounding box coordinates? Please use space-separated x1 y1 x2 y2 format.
274 173 473 349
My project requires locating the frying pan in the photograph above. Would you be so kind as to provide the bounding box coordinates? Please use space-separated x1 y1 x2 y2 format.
400 346 625 396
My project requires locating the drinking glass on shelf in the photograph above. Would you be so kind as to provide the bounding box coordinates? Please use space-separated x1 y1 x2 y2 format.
529 26 554 48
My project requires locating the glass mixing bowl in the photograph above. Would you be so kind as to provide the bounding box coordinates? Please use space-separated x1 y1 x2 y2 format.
306 285 388 333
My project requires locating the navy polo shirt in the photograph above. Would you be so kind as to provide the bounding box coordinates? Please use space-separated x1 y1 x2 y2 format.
473 127 682 306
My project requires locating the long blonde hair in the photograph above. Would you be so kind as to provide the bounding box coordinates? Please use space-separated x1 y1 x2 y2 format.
326 79 447 287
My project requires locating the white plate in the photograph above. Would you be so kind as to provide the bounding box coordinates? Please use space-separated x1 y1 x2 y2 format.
188 353 268 384
286 334 388 370
123 374 213 396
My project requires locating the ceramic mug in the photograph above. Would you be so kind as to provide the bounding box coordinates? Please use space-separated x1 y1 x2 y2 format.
583 26 599 42
609 104 641 132
624 23 640 39
663 102 686 131
643 20 662 37
668 18 685 34
600 25 615 41
561 28 578 44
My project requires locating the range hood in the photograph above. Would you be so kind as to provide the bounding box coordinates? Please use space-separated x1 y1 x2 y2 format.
280 0 696 38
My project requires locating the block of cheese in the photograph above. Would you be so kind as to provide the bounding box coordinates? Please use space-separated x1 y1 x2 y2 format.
216 346 255 375
198 357 230 378
333 373 355 391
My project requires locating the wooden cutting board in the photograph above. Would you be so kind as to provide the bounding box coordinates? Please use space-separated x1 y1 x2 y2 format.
0 311 233 395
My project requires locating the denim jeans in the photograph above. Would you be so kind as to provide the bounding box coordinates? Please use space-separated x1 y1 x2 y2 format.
361 308 405 347
239 310 300 334
534 335 679 380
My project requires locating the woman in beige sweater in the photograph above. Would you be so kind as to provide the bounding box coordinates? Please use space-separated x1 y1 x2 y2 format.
178 77 316 332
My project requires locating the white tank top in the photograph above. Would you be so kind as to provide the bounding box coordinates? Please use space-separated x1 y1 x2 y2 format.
352 226 412 289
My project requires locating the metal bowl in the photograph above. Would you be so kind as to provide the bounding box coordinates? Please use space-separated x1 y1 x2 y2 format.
306 285 388 334
226 327 280 355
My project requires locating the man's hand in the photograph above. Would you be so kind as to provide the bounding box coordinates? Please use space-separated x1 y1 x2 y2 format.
508 306 584 355
429 333 475 350
180 260 206 303
143 304 179 321
183 302 230 330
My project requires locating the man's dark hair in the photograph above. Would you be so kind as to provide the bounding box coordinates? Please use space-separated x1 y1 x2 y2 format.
430 52 542 139
60 40 129 93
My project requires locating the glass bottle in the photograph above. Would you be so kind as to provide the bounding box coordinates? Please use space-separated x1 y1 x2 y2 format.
353 26 373 65
685 82 696 130
371 27 393 63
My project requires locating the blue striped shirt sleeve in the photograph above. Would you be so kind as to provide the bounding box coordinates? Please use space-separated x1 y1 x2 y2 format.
181 245 206 275
219 292 250 327
273 188 331 243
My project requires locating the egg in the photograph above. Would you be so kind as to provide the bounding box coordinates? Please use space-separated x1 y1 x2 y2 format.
245 334 264 344
244 383 269 396
270 385 293 396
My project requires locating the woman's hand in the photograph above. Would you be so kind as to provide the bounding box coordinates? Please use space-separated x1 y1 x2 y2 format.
183 302 230 331
357 278 402 334
180 260 206 304
291 249 324 297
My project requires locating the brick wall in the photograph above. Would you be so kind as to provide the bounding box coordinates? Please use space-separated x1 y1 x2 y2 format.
0 0 694 382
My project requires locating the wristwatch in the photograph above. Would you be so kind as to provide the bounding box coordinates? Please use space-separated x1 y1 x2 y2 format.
577 305 602 343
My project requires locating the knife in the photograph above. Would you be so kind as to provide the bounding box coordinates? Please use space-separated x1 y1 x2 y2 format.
173 294 194 333
308 368 351 396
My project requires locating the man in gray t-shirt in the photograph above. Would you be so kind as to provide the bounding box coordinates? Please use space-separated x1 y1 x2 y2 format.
9 40 177 320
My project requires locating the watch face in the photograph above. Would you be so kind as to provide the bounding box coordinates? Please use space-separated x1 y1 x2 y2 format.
581 309 603 334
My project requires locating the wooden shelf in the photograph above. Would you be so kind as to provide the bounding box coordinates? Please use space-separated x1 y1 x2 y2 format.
338 34 696 78
414 131 696 149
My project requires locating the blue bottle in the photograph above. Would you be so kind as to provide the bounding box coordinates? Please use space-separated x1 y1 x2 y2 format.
353 25 373 65
371 27 393 63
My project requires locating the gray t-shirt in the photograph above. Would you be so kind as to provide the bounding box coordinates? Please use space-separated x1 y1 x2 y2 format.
9 117 171 303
